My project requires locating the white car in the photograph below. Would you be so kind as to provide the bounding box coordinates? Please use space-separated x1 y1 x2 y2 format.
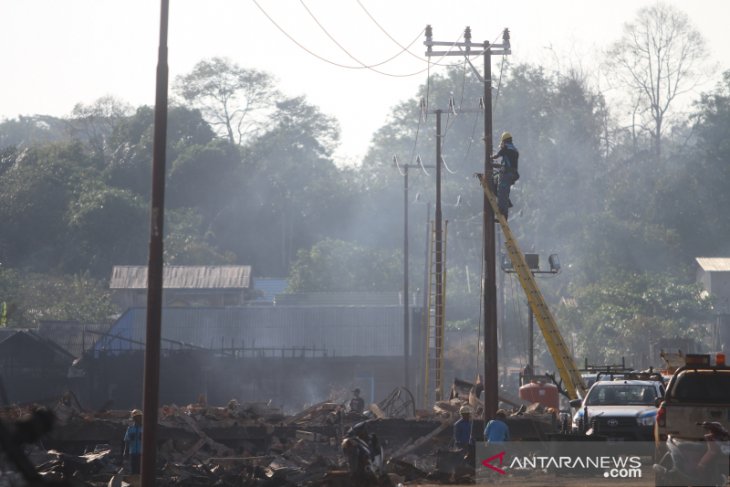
571 379 665 440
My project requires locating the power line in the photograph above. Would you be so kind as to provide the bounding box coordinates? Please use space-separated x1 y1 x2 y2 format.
253 0 465 77
355 0 463 69
300 0 425 70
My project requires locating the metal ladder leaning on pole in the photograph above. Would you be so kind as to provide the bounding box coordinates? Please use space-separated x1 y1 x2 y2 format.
423 220 448 406
476 174 587 400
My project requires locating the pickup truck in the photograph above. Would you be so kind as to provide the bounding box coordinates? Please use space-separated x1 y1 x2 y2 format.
655 353 730 443
571 377 665 441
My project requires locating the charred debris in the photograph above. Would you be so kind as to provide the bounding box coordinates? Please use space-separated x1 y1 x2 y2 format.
0 379 557 486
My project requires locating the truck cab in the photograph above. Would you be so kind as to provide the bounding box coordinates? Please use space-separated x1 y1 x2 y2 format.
655 353 730 444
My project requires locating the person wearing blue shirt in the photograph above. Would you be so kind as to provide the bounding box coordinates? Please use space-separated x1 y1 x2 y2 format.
453 405 474 449
124 409 143 474
490 131 520 220
484 409 510 444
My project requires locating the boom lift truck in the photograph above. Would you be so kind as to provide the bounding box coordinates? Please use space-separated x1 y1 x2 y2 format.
476 174 588 401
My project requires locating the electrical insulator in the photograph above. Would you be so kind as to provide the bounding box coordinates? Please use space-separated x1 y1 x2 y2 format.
502 28 511 49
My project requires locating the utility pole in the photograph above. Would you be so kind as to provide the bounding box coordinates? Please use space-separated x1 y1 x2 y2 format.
424 25 510 420
421 103 479 403
403 160 411 392
394 157 432 392
142 1 169 486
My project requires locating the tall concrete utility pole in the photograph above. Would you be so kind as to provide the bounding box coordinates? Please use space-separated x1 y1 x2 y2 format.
424 26 510 420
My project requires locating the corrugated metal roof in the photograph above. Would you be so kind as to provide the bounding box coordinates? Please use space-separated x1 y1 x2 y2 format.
94 306 407 357
110 266 252 290
696 258 730 272
36 321 115 358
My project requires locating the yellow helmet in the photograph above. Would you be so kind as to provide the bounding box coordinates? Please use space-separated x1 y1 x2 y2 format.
459 405 472 415
500 131 512 143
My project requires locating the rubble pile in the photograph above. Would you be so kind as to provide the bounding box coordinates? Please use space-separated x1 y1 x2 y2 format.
0 382 561 486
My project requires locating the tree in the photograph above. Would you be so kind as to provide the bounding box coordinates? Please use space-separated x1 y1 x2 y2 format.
166 139 242 219
212 97 349 276
0 142 92 270
0 270 118 326
605 3 712 162
68 96 133 165
0 115 69 150
105 105 215 197
64 182 149 276
556 271 712 367
163 208 235 266
175 57 279 145
287 238 401 292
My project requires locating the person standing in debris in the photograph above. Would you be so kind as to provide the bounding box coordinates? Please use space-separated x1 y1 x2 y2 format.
341 421 384 483
490 131 519 219
484 409 510 444
453 405 474 450
123 409 143 474
349 388 365 413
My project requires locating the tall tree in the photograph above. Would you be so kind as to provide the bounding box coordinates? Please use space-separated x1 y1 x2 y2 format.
105 105 215 197
68 96 132 165
213 97 347 276
0 115 68 150
605 2 711 162
557 271 712 366
175 58 279 145
288 238 401 292
0 142 91 270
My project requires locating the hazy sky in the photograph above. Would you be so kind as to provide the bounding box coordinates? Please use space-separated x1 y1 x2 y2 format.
2 0 728 164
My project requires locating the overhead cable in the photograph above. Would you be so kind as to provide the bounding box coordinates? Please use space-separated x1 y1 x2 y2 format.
355 0 464 68
252 0 464 77
300 0 426 69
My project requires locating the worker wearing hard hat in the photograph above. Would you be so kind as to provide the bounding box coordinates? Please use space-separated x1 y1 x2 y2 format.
452 405 474 450
123 409 143 474
490 131 520 219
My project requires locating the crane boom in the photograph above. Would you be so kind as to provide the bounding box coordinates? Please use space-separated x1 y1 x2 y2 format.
477 175 587 399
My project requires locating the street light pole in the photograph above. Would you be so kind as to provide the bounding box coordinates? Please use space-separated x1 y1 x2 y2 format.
502 254 561 375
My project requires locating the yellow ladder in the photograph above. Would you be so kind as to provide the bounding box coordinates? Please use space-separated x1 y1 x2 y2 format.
478 175 586 399
423 220 448 405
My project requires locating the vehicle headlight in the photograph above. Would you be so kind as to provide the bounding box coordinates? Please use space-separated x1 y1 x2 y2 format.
637 415 655 427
